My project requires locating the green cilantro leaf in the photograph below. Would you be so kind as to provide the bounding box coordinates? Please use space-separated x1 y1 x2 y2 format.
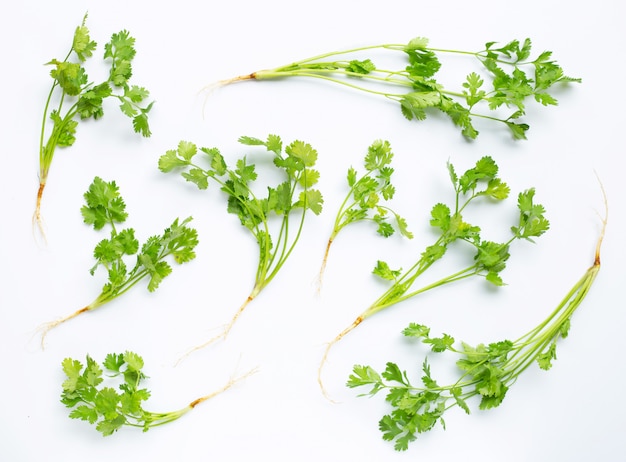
72 15 97 61
511 188 550 241
61 358 84 392
372 260 401 281
47 60 87 96
297 189 324 215
402 323 430 339
346 59 376 74
81 177 128 230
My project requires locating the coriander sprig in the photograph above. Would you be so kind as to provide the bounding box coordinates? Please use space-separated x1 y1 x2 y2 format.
159 135 323 357
39 177 198 346
318 156 550 398
35 13 154 238
347 208 605 451
212 37 578 140
318 139 413 289
61 351 255 436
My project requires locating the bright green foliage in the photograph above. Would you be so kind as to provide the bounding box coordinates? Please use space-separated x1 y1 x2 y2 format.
361 156 547 319
234 37 578 140
334 139 412 239
40 176 198 345
36 13 153 232
318 140 412 284
348 246 602 451
372 260 402 282
39 177 199 345
319 157 549 397
159 135 323 345
61 352 195 436
81 177 199 309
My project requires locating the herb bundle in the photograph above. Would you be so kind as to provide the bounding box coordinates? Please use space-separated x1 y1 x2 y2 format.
61 351 254 436
213 38 578 140
159 135 323 356
39 177 198 345
318 139 413 289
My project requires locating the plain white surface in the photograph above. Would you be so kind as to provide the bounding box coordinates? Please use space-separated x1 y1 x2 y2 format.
1 1 625 460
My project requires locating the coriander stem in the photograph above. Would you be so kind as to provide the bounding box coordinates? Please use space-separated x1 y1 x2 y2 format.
507 261 600 380
131 367 258 431
316 235 334 293
394 266 478 307
201 168 272 286
33 181 47 242
176 288 261 365
187 367 258 408
279 43 401 67
264 187 307 285
363 264 477 319
38 305 90 348
257 69 404 98
425 47 479 57
261 66 413 88
39 81 59 170
319 315 364 401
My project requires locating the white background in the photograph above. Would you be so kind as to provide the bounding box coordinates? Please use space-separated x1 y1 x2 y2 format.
1 1 625 461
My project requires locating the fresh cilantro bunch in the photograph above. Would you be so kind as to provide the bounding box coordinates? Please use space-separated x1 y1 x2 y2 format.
348 237 604 451
319 156 550 397
35 13 154 237
159 135 323 354
318 139 413 288
61 351 251 436
39 177 198 345
215 37 578 140
365 156 548 308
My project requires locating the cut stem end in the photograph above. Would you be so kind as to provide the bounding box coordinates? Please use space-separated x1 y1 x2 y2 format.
33 182 48 244
176 295 255 365
38 306 89 349
318 315 364 402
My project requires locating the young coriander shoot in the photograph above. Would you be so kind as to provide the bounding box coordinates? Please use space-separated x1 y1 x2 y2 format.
318 156 550 399
39 177 198 346
317 139 413 290
158 135 323 358
210 37 579 140
35 13 154 239
61 351 256 436
347 192 606 451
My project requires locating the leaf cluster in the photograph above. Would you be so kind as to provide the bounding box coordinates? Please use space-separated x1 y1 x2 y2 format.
347 359 449 451
81 177 198 308
333 139 413 240
61 352 187 436
39 14 154 185
366 156 548 317
400 38 580 139
47 17 153 135
347 303 583 451
159 135 323 292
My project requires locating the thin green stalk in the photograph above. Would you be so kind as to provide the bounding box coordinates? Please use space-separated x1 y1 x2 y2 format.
213 37 578 142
